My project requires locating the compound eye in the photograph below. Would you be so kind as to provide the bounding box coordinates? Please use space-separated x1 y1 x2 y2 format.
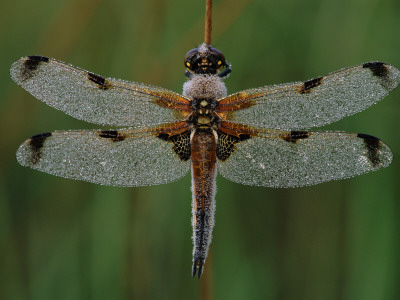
208 46 226 69
184 45 227 74
184 48 200 72
209 47 225 60
184 48 199 62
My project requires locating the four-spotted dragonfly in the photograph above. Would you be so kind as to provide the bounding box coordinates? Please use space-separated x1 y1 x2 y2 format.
11 43 399 277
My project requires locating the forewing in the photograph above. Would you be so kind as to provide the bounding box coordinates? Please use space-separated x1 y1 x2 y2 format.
16 124 191 186
217 62 400 130
10 56 191 127
217 125 392 188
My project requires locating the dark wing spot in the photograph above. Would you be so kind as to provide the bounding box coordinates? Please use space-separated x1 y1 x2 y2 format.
170 132 191 161
87 72 111 90
157 133 169 141
363 62 388 78
21 56 49 81
99 130 126 142
238 134 250 142
363 62 391 89
299 77 323 94
282 131 310 143
217 132 251 161
357 133 382 167
29 132 52 165
157 131 191 161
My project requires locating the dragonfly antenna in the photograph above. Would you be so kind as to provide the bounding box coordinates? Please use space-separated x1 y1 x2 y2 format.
204 0 213 45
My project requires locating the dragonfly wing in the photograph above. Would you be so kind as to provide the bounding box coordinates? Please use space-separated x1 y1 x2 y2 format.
217 62 400 130
16 124 191 186
217 126 392 188
10 56 191 127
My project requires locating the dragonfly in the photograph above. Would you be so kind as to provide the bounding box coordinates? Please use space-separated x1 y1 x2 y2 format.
11 43 400 278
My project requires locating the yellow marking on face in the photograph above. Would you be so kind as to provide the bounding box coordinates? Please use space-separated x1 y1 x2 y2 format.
218 61 222 65
200 100 208 107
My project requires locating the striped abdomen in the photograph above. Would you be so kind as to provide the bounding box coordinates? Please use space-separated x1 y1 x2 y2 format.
190 130 217 278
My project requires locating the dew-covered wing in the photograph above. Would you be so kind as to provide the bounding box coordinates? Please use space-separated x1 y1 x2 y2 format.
16 123 191 186
217 62 400 130
217 125 392 188
10 56 191 127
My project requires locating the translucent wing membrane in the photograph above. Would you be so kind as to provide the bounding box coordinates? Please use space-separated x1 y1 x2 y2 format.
218 62 400 130
10 56 191 127
217 125 392 188
16 125 190 186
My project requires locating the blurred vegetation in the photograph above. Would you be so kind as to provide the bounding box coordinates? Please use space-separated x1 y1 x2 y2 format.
1 0 399 299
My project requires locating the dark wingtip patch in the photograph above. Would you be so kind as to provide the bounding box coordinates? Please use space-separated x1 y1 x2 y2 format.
282 131 310 143
26 55 49 63
29 132 52 165
99 130 126 142
21 56 49 81
299 77 323 94
357 133 382 167
363 62 388 78
87 72 111 90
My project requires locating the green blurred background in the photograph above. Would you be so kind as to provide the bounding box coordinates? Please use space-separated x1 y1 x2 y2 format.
1 0 399 299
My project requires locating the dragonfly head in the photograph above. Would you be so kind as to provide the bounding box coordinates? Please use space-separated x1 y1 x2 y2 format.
184 43 228 75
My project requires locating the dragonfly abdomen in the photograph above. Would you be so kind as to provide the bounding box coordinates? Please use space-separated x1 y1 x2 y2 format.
190 130 217 278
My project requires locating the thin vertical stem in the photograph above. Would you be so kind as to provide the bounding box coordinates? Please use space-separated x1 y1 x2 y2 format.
204 0 213 45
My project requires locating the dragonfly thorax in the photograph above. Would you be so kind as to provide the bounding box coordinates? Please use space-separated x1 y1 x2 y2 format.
183 74 227 100
187 110 219 129
187 97 221 129
191 97 217 110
